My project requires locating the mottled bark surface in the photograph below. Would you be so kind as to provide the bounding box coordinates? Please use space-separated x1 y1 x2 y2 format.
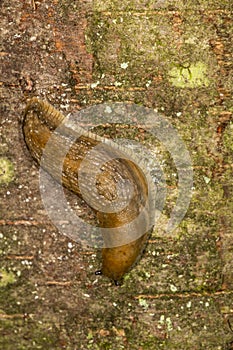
0 0 232 349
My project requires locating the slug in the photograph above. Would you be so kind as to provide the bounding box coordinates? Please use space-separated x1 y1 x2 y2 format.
23 97 154 285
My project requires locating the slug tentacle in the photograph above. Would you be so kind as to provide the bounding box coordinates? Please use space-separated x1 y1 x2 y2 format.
23 98 154 284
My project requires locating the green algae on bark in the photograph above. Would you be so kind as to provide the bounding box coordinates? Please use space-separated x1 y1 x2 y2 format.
0 157 15 186
168 62 210 88
0 269 16 287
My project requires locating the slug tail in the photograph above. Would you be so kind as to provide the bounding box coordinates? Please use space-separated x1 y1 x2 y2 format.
24 97 65 130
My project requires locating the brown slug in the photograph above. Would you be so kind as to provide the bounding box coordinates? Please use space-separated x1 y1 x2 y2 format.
23 97 154 285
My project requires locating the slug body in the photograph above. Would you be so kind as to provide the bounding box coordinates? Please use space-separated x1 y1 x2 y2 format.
23 98 154 285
